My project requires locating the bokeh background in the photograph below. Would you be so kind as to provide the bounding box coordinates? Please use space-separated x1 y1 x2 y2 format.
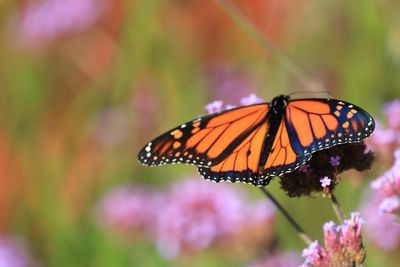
0 0 400 266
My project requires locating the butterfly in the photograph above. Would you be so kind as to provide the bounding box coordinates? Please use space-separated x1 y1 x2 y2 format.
137 95 375 187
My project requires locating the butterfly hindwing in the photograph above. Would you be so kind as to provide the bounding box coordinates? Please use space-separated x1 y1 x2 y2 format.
259 119 310 183
138 103 270 167
198 122 269 186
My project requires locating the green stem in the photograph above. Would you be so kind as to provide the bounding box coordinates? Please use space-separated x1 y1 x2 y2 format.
260 187 313 246
216 0 325 92
330 193 345 222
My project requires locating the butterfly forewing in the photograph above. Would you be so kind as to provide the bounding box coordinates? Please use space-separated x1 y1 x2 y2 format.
285 98 375 157
137 104 270 167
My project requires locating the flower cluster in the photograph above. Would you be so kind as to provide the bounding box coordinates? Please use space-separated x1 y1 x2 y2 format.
12 0 106 48
96 178 276 259
360 190 400 251
95 185 161 236
205 93 263 114
370 149 400 216
280 143 374 197
0 235 35 267
301 212 365 267
369 99 400 156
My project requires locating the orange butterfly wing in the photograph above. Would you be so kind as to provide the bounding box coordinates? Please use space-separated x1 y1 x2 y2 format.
138 104 269 167
198 122 269 185
285 99 374 154
258 98 374 182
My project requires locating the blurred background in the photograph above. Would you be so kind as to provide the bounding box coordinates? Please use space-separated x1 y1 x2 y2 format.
0 0 400 266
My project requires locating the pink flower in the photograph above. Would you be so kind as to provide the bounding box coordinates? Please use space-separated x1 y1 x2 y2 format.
379 196 400 214
383 100 400 130
204 93 264 115
154 179 275 259
371 149 400 216
13 0 106 48
301 241 329 267
240 93 264 106
0 235 35 267
95 185 161 235
361 190 400 251
205 100 224 114
368 100 400 154
323 221 342 254
340 212 365 254
300 213 365 267
249 251 301 267
319 176 331 188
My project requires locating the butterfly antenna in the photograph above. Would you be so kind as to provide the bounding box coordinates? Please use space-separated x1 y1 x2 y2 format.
288 90 332 97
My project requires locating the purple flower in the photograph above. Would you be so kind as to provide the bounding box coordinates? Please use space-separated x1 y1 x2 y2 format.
249 251 301 267
301 241 328 267
383 100 400 130
361 190 400 251
300 212 366 266
329 155 341 167
240 93 264 106
95 185 161 235
379 196 400 214
205 100 224 114
13 0 106 48
154 179 275 259
368 99 400 154
319 176 331 188
371 149 400 216
298 163 310 174
0 235 34 267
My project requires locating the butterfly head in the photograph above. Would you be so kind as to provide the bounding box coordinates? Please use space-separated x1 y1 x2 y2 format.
271 95 291 113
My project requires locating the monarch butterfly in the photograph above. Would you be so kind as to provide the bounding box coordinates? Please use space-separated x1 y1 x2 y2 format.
138 95 375 187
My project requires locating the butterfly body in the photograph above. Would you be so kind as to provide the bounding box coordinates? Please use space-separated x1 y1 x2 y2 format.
138 95 375 187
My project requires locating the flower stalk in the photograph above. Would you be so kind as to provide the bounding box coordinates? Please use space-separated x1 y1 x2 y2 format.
330 193 345 223
260 187 313 246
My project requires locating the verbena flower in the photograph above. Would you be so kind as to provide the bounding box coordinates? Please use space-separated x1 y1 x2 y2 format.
319 176 331 188
360 190 400 251
280 143 374 197
95 185 161 236
371 149 400 216
249 251 301 267
300 212 365 267
0 235 35 267
205 93 264 115
240 93 264 106
13 0 106 48
369 99 400 156
329 155 341 167
205 100 224 114
383 100 400 130
154 178 275 259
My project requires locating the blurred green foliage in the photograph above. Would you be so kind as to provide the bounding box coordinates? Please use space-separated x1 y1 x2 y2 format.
0 0 399 266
